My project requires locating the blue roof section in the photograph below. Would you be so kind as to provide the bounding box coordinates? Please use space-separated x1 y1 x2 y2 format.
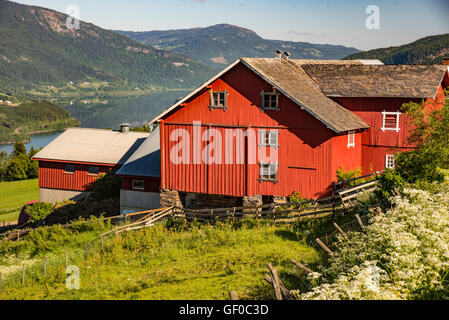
116 126 161 178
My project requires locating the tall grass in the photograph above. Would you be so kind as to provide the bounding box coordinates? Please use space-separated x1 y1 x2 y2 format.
0 217 319 300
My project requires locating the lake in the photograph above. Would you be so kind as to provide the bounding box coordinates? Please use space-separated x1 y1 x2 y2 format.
0 131 63 154
0 90 189 154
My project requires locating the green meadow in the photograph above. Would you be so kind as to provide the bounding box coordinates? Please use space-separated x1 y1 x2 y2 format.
0 218 320 300
0 179 39 223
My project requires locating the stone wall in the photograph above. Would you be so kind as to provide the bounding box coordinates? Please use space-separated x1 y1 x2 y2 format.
160 189 183 208
185 193 242 209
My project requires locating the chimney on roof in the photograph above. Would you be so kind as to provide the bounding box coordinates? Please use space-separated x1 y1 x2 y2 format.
275 50 282 59
120 123 130 133
442 58 449 66
283 52 290 61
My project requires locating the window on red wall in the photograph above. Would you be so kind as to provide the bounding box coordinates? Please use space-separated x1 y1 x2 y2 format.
88 167 99 175
64 165 75 174
381 111 401 132
132 180 145 191
347 131 355 148
385 155 395 169
209 90 228 110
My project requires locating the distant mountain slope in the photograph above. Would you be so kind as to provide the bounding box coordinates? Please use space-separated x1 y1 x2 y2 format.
345 34 449 64
0 0 213 94
115 24 360 69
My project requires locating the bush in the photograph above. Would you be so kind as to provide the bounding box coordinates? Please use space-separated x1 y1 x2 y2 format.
25 202 54 224
396 94 449 183
90 171 121 201
374 168 404 205
336 166 364 186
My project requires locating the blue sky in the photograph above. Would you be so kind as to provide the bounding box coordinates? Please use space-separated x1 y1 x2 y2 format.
13 0 449 50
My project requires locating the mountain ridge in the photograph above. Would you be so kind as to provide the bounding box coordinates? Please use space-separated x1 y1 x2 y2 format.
114 24 361 69
0 0 214 95
345 33 449 65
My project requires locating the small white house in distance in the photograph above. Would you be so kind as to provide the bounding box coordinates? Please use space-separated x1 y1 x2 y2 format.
116 127 161 214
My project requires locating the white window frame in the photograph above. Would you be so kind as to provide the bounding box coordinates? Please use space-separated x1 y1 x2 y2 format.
258 162 279 183
385 154 395 169
381 111 401 133
258 129 279 149
132 180 145 191
347 131 355 149
260 90 280 111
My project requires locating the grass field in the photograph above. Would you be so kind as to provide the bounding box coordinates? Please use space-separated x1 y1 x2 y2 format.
0 179 39 222
0 218 321 300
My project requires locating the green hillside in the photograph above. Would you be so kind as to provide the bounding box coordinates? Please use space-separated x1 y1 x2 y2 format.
115 24 360 69
0 0 214 95
345 33 449 64
0 101 78 143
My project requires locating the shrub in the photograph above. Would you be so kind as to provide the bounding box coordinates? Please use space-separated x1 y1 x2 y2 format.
336 166 364 186
374 168 404 205
25 202 54 224
90 171 121 201
396 94 449 183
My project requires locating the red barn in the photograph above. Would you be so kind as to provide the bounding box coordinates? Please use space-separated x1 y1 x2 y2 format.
32 125 150 204
148 55 448 209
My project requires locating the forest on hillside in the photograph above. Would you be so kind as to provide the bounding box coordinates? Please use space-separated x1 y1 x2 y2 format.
0 101 78 143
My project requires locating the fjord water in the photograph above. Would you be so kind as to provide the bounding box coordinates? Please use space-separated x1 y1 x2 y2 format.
0 131 63 154
0 90 189 154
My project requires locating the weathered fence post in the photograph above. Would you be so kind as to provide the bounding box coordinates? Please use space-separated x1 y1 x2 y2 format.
355 214 365 230
229 291 239 300
291 259 313 274
267 263 282 300
333 222 347 238
316 238 335 257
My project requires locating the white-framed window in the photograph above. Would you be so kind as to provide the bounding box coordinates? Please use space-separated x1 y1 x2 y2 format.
381 111 401 132
88 166 99 175
260 90 280 111
132 180 145 191
64 164 75 174
385 154 395 169
347 131 355 148
209 90 228 110
258 162 279 183
259 129 279 149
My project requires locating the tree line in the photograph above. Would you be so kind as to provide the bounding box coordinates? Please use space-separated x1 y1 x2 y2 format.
0 142 40 181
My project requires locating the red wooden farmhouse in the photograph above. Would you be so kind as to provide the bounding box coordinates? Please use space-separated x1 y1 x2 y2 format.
32 54 449 212
32 125 150 204
148 55 448 209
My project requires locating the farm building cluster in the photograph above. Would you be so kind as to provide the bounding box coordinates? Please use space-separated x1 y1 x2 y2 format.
32 54 449 214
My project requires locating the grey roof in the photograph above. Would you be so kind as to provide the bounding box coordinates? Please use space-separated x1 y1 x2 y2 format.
116 126 160 178
301 64 447 98
149 58 370 133
33 128 150 165
240 58 370 132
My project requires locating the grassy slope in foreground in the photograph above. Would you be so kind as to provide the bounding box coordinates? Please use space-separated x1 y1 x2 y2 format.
0 219 320 299
0 179 39 222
